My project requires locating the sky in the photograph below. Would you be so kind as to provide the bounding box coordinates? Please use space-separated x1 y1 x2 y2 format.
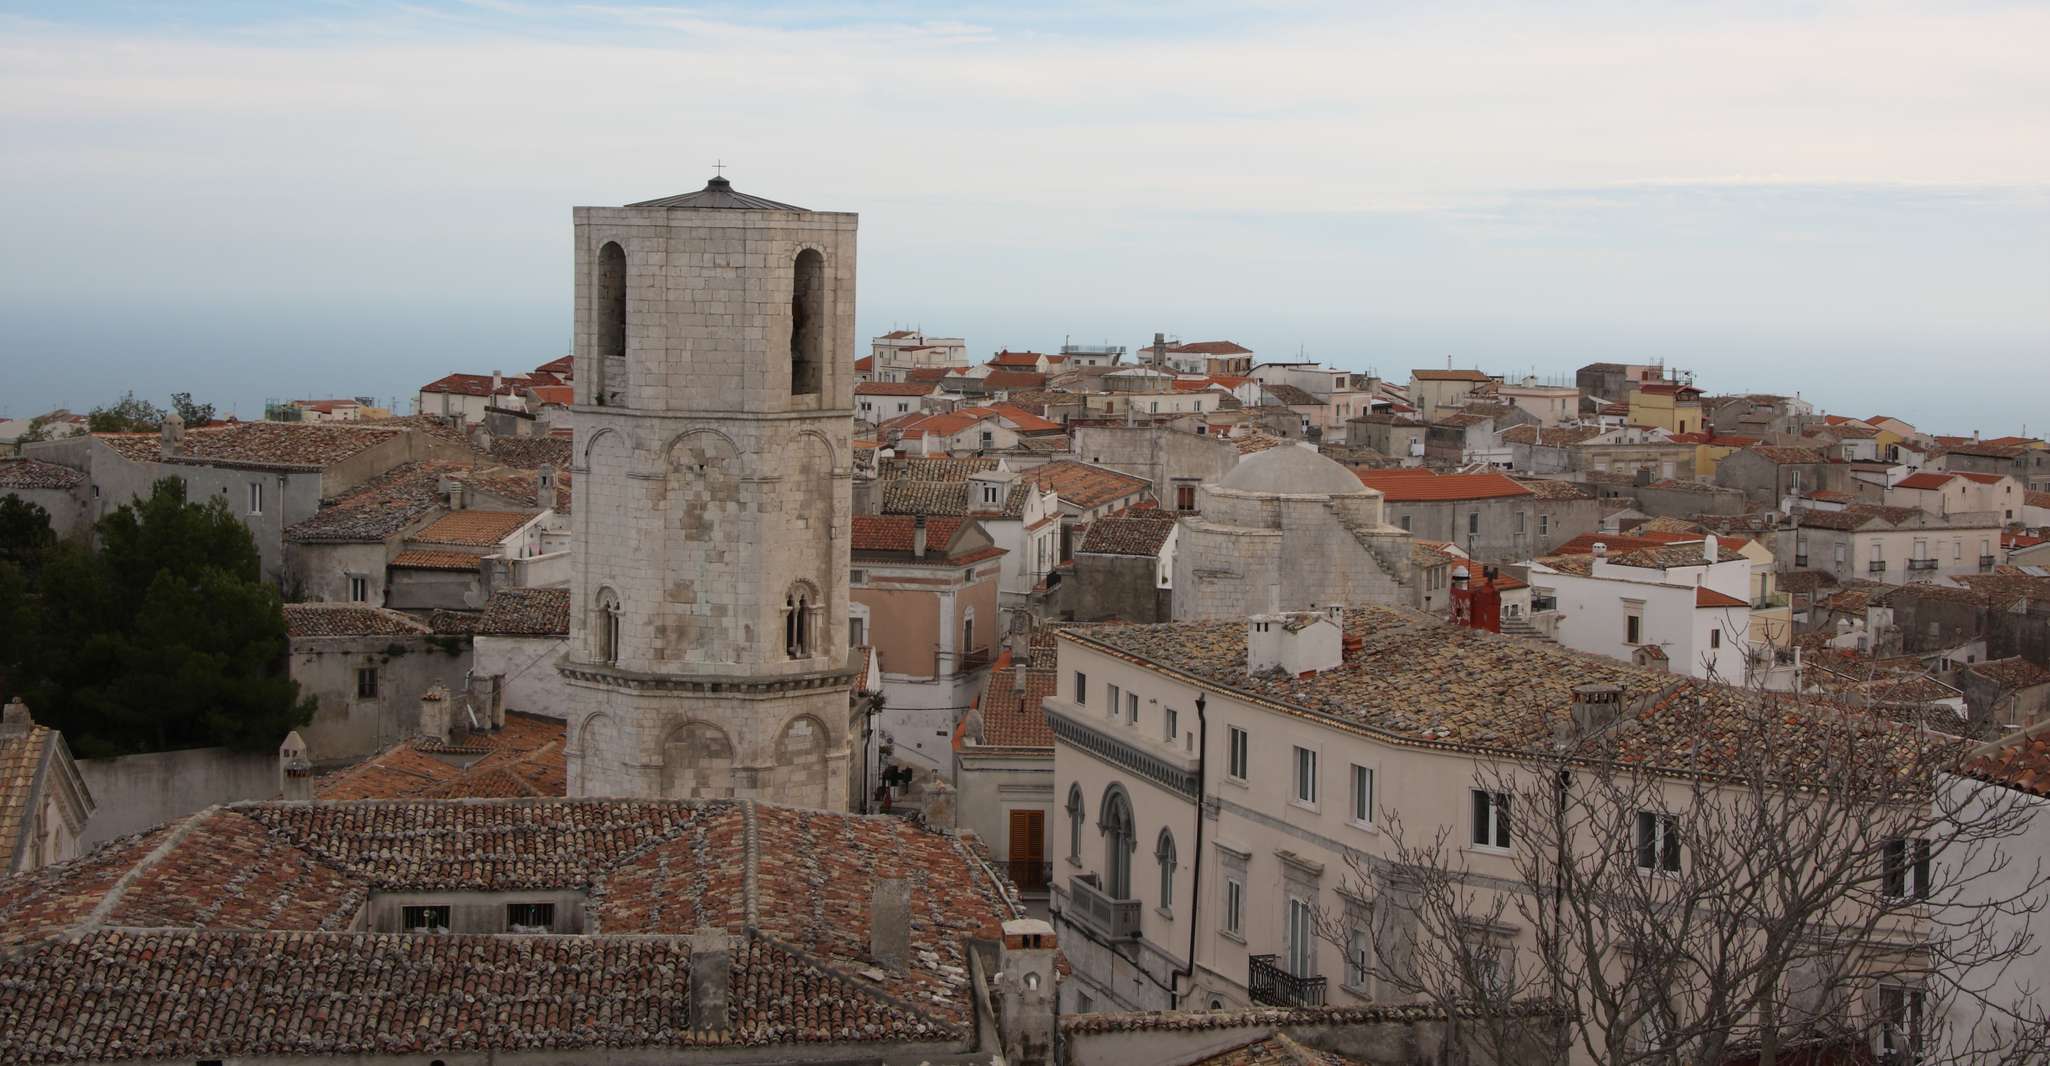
1 1 2045 434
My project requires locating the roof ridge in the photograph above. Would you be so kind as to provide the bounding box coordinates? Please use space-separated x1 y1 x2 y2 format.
78 806 223 932
741 798 761 929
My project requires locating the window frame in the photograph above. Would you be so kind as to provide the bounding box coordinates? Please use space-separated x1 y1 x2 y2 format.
1074 671 1088 705
505 901 556 932
1226 725 1250 782
247 481 263 516
1291 745 1319 808
1107 682 1122 719
347 574 369 603
402 905 451 933
1223 876 1245 938
1349 764 1375 828
1883 836 1932 901
355 665 379 700
1635 811 1681 874
1471 789 1511 851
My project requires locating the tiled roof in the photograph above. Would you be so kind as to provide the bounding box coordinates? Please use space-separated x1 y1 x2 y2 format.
0 799 1019 1063
857 381 940 396
1431 412 1492 428
1410 369 1491 382
1079 509 1178 555
1895 472 1955 490
1021 460 1149 509
418 371 523 397
285 460 463 543
1233 432 1287 455
877 456 998 481
476 587 571 637
1965 657 2050 692
1513 477 1593 500
851 516 998 564
167 422 402 469
981 370 1049 391
990 350 1047 366
0 459 84 490
974 650 1056 749
282 604 431 638
1606 543 1748 569
488 434 572 469
1357 470 1531 502
1195 1034 1365 1066
1064 607 1937 777
413 509 538 546
1499 424 1607 447
1969 719 2050 798
92 433 161 463
1744 446 1830 464
318 713 567 800
0 724 59 872
390 548 480 570
1697 587 1749 609
1170 340 1252 355
989 402 1062 433
1262 384 1321 406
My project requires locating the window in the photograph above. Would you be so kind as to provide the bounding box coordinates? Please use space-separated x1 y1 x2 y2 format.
1126 690 1139 724
1468 512 1479 535
1155 829 1177 911
1471 789 1510 849
1075 672 1088 705
785 587 815 659
347 574 368 603
1107 683 1122 719
1065 785 1084 861
594 588 621 666
1626 614 1643 645
1878 984 1924 1065
979 430 993 447
1345 925 1371 990
1227 726 1249 780
596 240 626 362
1709 628 1721 649
1884 837 1931 900
402 905 450 933
963 615 974 659
789 249 824 395
849 616 866 647
1225 877 1244 935
1399 514 1412 532
982 483 999 505
247 481 263 515
1175 483 1197 511
1515 511 1526 534
355 667 378 700
1102 789 1135 899
1285 896 1315 978
1350 764 1374 826
1636 812 1680 873
849 569 866 586
506 902 555 932
1292 746 1318 806
1539 513 1550 536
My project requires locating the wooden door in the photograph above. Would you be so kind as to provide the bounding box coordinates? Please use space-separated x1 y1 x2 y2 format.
1008 809 1046 891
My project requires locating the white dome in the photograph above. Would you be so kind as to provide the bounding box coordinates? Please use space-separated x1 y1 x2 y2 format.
1216 445 1373 497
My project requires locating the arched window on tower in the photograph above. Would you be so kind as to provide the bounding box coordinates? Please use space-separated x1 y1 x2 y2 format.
596 242 627 406
790 249 824 396
784 583 818 659
594 588 622 665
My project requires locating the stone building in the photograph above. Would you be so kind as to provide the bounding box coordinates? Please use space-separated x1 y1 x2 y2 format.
1358 469 1598 563
0 459 89 538
0 699 94 875
560 177 860 807
282 604 475 764
1069 508 1179 622
1172 446 1413 619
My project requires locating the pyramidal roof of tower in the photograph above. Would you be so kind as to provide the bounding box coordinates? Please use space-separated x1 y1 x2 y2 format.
626 175 808 211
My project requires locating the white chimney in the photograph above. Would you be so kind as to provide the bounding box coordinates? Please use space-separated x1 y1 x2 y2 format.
912 515 928 559
1703 533 1718 564
1592 542 1608 559
1248 611 1342 676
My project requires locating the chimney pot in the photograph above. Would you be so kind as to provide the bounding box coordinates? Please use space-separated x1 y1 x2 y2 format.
1 697 33 737
912 514 928 559
1572 684 1625 735
687 928 733 1033
871 877 912 970
1592 542 1608 559
1703 533 1718 565
418 683 451 743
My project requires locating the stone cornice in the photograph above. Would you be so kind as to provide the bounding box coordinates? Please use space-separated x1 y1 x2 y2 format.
559 661 859 696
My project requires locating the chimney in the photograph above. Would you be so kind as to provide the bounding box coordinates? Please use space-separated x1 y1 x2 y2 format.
537 464 557 509
1571 684 1625 735
278 730 312 802
1703 533 1718 564
491 369 504 401
687 928 733 1033
998 919 1059 1066
912 514 928 559
1 697 33 737
418 683 451 743
870 877 912 971
920 770 957 829
158 411 186 457
1592 542 1608 559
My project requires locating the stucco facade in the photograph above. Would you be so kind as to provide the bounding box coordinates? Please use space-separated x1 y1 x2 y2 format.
561 179 858 807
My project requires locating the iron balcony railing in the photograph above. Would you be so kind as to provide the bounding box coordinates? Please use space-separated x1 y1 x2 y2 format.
1981 555 1998 570
1249 954 1327 1008
1908 558 1938 571
1869 560 1888 574
1067 874 1142 941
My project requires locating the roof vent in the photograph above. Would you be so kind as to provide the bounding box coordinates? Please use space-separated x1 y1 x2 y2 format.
1572 684 1625 734
1248 611 1343 676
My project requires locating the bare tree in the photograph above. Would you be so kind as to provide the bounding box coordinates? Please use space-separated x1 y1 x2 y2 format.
1321 684 2050 1066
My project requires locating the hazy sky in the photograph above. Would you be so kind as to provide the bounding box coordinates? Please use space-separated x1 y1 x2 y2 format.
2 1 2045 434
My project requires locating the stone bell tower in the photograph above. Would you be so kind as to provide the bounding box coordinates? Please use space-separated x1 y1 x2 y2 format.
561 175 857 809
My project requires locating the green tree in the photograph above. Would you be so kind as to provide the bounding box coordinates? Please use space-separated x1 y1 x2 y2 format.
0 496 56 572
87 391 166 433
3 478 311 755
16 412 59 445
169 392 215 426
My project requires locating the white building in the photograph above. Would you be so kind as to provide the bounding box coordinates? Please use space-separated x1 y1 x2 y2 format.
1528 536 1755 682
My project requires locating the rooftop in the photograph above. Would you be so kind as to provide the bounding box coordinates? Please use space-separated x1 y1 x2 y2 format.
476 587 572 637
0 723 62 872
623 175 807 211
1356 469 1532 502
413 508 540 547
0 458 84 490
316 712 567 800
1410 369 1491 382
1169 340 1253 355
1079 509 1179 556
1020 460 1149 509
975 648 1057 750
164 421 401 470
282 604 432 639
0 798 1018 1063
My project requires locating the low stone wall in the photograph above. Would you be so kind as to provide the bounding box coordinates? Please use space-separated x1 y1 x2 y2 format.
77 746 280 846
1061 1004 1566 1066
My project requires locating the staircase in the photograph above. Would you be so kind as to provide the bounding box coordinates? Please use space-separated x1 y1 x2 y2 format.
1499 615 1554 643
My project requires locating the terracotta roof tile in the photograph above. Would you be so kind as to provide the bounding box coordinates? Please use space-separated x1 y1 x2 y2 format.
390 548 481 570
1410 369 1491 382
0 725 59 872
1170 340 1253 355
0 459 84 490
1020 460 1149 509
413 509 538 547
1357 470 1531 502
1697 586 1749 609
476 587 570 637
488 435 572 469
1079 510 1178 556
167 421 402 469
283 604 432 638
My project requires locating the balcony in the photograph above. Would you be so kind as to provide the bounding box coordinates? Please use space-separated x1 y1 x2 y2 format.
1067 873 1142 941
1794 555 1809 568
1003 860 1052 895
1869 561 1888 574
1907 558 1938 572
1249 954 1328 1008
1982 554 1998 571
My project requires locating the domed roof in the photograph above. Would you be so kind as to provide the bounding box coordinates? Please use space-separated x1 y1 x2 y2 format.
1216 444 1374 497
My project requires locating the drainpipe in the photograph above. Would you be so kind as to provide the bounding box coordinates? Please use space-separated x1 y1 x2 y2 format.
1170 691 1208 1010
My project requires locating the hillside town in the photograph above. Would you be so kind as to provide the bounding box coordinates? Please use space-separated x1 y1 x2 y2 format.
3 176 2049 1066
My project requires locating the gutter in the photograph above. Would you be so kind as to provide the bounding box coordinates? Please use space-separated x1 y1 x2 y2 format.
1170 692 1207 1010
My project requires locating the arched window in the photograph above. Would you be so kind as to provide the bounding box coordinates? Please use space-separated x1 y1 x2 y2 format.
1100 786 1135 900
790 249 824 396
596 242 626 406
594 588 622 665
1156 828 1177 912
1066 784 1084 861
784 583 818 659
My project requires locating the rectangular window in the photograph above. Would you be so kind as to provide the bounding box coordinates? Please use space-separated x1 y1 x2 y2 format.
1164 707 1179 742
1884 837 1932 900
1126 690 1138 724
1471 789 1510 849
1709 628 1721 649
1285 896 1315 978
506 902 555 931
1626 615 1643 645
1468 512 1480 535
1345 925 1371 990
402 905 450 933
1075 672 1088 705
1400 514 1412 532
1635 812 1681 872
355 666 378 700
1539 513 1550 536
1878 984 1924 1065
1225 877 1244 935
348 575 368 603
1293 746 1318 805
849 616 866 646
1515 511 1526 534
1227 726 1249 781
1350 764 1374 825
248 481 263 515
1107 683 1121 719
1175 483 1197 511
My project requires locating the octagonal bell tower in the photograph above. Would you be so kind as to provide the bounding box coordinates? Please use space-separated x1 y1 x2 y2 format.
562 176 857 809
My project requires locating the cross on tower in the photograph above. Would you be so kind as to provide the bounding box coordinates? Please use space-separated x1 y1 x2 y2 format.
712 159 726 177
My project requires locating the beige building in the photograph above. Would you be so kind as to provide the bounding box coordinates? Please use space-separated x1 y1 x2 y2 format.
1495 377 1580 426
1782 505 2004 586
1405 368 1493 420
561 176 861 807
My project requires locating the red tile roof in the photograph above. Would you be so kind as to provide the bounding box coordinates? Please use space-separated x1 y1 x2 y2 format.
1356 470 1532 502
390 548 483 570
1170 340 1252 355
0 459 84 490
989 403 1061 433
1021 460 1150 509
413 509 538 546
1895 472 1955 490
282 604 431 638
1411 369 1491 382
476 587 571 637
1696 587 1749 609
981 370 1049 390
989 350 1047 367
975 649 1056 749
856 381 940 396
419 372 528 397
